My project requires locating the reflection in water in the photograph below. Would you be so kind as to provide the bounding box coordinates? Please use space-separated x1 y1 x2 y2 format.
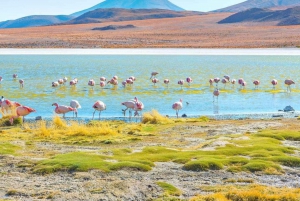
213 103 219 114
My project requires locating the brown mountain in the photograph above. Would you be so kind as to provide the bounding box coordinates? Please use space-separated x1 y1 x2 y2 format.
215 0 300 12
218 6 300 26
66 8 203 25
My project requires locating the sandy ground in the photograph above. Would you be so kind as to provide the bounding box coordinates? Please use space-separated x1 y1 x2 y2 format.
1 119 300 200
0 13 299 48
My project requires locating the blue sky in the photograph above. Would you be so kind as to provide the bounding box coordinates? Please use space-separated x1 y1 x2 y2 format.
0 0 245 21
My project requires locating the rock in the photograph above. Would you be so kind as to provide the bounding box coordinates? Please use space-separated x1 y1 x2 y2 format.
35 116 42 121
182 114 187 118
283 106 295 112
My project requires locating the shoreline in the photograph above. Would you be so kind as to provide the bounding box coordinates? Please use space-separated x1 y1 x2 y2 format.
0 48 300 55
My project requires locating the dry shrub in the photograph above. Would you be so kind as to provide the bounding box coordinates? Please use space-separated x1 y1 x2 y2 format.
142 110 173 124
53 116 67 128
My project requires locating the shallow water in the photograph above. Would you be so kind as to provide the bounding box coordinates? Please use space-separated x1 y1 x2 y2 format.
0 55 300 118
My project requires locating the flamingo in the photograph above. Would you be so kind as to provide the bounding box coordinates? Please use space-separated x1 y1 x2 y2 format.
13 74 18 79
19 79 24 88
70 100 81 118
58 79 64 85
285 79 295 93
10 106 35 124
253 80 260 89
100 81 106 88
100 77 106 82
107 78 118 86
271 79 278 90
63 77 68 84
121 97 144 118
186 77 193 86
238 78 244 88
150 72 159 79
126 78 134 86
52 81 59 87
52 103 75 118
224 75 230 81
152 78 159 86
92 101 106 120
88 79 95 89
122 81 127 88
70 80 76 86
164 79 170 87
172 99 183 118
113 76 118 81
133 97 144 117
178 80 184 89
0 76 3 83
129 76 136 81
213 89 220 102
214 77 220 87
209 79 214 87
0 98 21 115
231 79 236 87
241 81 247 89
221 78 229 89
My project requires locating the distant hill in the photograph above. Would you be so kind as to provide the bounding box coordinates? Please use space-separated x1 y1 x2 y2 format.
218 6 300 26
0 15 74 29
215 0 300 12
72 0 184 17
67 8 202 25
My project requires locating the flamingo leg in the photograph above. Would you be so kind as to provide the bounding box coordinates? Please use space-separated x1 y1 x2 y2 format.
176 110 178 118
75 110 78 118
63 113 65 118
129 109 132 121
99 111 101 120
93 110 96 120
122 108 128 117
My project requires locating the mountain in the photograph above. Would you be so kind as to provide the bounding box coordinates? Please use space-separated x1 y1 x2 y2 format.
67 8 201 25
0 15 74 29
215 0 300 12
72 0 184 17
218 6 300 26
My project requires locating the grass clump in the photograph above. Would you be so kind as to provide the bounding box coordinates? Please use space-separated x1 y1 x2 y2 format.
156 182 182 197
256 130 300 141
192 185 300 201
0 143 21 155
142 110 173 124
183 160 224 171
242 160 281 173
0 116 22 127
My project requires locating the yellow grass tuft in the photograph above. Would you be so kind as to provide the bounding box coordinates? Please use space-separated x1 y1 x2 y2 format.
53 116 67 128
142 110 173 124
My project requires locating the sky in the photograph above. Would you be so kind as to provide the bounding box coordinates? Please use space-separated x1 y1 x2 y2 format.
0 0 245 21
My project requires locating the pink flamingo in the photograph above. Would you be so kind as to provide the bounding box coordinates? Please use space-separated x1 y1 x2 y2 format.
129 76 136 81
271 79 278 90
241 81 247 89
0 98 21 115
224 75 230 81
58 79 64 85
231 79 236 87
10 106 36 124
52 103 75 118
172 99 183 118
113 76 118 80
13 74 18 79
70 80 76 86
100 81 106 88
19 79 24 88
253 80 260 89
178 80 184 89
0 76 3 83
122 97 144 118
164 79 170 87
285 79 295 93
213 89 220 102
88 79 95 89
52 81 59 87
133 97 144 117
122 81 127 88
70 100 81 118
107 78 118 86
152 78 159 86
238 78 244 88
186 77 193 86
126 78 134 86
214 77 220 87
92 101 106 120
221 78 229 88
209 79 214 87
150 72 159 79
100 77 106 82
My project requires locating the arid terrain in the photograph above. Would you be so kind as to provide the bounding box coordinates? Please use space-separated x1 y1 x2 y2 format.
0 114 300 200
0 13 300 48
